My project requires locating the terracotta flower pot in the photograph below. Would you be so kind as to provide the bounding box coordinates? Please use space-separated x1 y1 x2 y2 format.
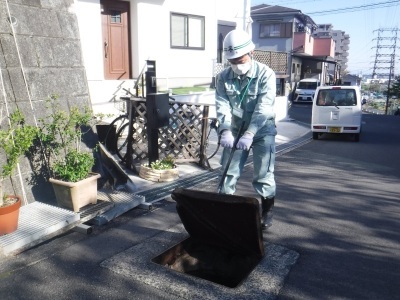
0 195 21 235
49 173 101 213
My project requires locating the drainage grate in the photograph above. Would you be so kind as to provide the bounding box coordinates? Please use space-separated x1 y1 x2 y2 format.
90 189 148 225
138 170 219 203
98 189 144 203
79 200 115 223
0 202 79 256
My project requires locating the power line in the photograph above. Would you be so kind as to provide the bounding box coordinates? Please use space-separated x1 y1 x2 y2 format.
254 0 400 18
265 0 325 5
252 0 400 75
306 0 400 16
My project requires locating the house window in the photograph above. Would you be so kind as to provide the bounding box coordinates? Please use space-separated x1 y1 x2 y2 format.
259 23 292 38
170 13 205 49
292 63 295 74
260 24 280 37
110 10 121 23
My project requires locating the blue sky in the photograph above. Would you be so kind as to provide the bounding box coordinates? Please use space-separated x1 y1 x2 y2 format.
251 0 400 76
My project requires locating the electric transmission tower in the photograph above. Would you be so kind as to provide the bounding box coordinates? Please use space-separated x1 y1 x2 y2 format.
371 28 399 114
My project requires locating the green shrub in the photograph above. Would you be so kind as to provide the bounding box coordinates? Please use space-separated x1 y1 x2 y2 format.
150 155 175 170
52 150 95 182
0 109 37 205
37 95 97 182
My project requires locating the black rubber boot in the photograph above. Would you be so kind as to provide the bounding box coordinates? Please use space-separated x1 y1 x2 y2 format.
261 197 274 230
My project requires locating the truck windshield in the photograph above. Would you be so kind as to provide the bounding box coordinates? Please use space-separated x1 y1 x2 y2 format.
298 82 318 89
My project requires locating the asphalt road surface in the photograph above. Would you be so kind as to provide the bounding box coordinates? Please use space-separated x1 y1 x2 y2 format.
273 106 400 299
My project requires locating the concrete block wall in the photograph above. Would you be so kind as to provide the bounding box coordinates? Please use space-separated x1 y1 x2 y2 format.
0 0 91 205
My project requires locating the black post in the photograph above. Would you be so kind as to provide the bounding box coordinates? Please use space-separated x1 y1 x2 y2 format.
114 97 135 170
199 105 211 169
147 128 159 167
125 98 134 169
146 93 170 166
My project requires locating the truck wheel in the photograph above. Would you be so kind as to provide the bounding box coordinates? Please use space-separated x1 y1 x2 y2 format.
312 132 319 140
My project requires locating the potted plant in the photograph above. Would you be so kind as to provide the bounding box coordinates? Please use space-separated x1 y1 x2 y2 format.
139 155 179 182
0 109 37 235
37 96 100 213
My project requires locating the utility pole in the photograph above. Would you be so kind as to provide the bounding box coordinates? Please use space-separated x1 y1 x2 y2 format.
372 28 399 115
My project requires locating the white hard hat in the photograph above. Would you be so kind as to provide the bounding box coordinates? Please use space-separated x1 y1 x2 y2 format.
223 29 255 60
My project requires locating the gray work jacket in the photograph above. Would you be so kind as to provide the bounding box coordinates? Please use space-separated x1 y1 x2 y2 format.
215 60 276 137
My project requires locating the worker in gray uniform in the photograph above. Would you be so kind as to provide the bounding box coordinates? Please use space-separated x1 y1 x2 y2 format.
215 29 277 229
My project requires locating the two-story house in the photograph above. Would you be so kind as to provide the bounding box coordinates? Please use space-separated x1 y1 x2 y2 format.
73 0 250 117
250 4 337 91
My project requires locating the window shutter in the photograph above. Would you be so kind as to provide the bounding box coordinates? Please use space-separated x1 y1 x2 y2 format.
281 22 292 38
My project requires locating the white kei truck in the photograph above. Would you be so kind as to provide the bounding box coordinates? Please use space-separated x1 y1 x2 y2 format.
311 86 363 142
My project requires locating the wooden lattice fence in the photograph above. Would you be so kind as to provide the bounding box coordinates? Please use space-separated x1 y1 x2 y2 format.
129 99 210 167
254 50 288 74
213 50 288 77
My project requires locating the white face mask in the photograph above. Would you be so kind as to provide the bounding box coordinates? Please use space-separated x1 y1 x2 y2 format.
231 61 252 75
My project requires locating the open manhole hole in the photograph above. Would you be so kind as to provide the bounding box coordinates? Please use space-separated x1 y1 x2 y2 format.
152 188 264 288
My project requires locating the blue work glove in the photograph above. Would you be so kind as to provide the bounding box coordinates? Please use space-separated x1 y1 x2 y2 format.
236 131 254 151
220 130 234 148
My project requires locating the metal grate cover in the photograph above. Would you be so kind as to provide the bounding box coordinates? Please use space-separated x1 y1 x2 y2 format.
79 200 114 223
91 189 147 226
0 202 79 256
98 189 145 204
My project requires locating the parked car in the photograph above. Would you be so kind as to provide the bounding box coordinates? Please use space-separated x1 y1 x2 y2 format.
293 78 320 102
311 86 362 142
